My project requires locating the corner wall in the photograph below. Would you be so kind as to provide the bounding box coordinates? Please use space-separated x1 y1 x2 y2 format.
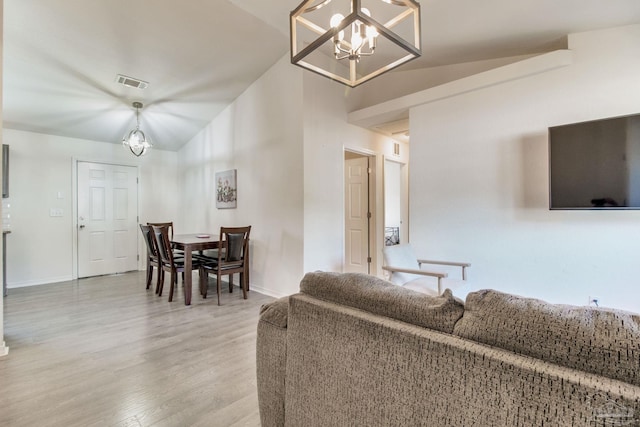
177 55 305 298
409 25 640 311
302 72 408 277
177 55 406 298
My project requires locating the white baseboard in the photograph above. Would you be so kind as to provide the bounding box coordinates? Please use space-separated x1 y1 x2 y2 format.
250 285 287 299
7 275 74 289
0 341 8 357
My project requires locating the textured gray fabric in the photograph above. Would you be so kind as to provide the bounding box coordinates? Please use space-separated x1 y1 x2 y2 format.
259 297 289 328
299 271 464 334
284 294 640 427
256 297 289 427
454 289 640 387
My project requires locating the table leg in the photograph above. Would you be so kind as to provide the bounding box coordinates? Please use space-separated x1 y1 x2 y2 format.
184 249 192 305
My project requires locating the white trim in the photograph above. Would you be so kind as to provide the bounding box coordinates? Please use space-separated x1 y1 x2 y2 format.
0 341 8 357
71 157 78 279
249 285 286 299
8 275 74 289
72 159 141 279
345 146 376 157
343 147 379 275
348 49 574 129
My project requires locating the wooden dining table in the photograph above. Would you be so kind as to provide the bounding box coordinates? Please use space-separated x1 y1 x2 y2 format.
170 233 219 305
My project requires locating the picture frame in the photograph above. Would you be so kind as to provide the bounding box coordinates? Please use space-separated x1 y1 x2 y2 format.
216 169 237 209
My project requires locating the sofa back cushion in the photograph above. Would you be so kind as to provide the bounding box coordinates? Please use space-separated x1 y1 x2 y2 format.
453 289 640 386
299 271 464 334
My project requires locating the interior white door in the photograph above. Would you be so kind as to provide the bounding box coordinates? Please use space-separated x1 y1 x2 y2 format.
345 156 370 274
77 162 138 278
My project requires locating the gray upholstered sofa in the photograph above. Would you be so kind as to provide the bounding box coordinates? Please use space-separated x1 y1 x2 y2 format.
256 272 640 426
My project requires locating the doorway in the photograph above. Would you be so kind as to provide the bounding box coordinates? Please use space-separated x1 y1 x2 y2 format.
344 151 373 274
384 158 408 247
76 161 139 278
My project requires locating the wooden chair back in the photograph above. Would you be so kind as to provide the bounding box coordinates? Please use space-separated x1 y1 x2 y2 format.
218 226 251 268
151 225 176 266
139 224 158 260
147 222 175 240
199 225 251 305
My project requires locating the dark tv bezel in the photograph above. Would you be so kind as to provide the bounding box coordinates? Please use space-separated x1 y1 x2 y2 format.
548 113 640 211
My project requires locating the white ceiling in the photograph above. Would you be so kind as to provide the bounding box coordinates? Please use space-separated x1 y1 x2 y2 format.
4 0 640 151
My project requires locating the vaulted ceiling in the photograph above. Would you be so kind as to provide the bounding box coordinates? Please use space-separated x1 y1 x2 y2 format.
4 0 640 151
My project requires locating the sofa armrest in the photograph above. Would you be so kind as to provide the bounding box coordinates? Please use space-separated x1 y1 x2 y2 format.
256 297 289 427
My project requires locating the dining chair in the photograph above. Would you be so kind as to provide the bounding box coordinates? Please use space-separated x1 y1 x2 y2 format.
152 224 201 302
199 226 251 305
139 224 159 291
146 221 212 260
147 221 175 239
147 221 185 256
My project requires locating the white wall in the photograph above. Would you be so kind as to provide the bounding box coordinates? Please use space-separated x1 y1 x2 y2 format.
384 160 402 228
346 54 537 112
2 129 178 287
409 25 640 312
177 55 408 298
302 72 409 278
177 56 305 298
0 0 7 357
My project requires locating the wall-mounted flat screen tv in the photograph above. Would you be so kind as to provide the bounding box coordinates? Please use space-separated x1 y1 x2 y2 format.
549 113 640 210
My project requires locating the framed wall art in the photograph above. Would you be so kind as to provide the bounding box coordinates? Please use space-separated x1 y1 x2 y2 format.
216 169 237 209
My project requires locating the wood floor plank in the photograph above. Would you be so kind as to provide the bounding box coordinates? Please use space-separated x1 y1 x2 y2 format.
0 271 274 427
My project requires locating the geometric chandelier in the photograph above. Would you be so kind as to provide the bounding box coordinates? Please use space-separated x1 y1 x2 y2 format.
290 0 421 88
122 101 152 157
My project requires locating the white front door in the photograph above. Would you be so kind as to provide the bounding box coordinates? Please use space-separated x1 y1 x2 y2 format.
345 156 370 274
77 162 138 278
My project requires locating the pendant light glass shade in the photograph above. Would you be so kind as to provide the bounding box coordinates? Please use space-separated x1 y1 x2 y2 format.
122 102 151 157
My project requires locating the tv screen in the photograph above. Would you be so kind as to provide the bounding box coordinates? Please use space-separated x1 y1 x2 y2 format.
549 113 640 210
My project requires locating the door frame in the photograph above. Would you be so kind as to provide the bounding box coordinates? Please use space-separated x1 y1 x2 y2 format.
71 158 141 280
383 156 409 247
344 148 378 275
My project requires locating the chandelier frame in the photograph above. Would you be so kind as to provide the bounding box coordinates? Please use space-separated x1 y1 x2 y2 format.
290 0 421 87
122 101 152 157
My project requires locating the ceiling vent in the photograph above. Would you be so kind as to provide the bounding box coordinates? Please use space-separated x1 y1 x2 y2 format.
115 74 149 90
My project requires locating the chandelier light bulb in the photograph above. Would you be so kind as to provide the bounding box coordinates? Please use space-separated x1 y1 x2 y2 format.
290 0 421 87
330 13 344 28
351 30 363 52
330 13 345 43
360 9 378 44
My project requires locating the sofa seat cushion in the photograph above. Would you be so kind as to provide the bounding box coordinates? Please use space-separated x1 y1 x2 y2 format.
299 271 464 334
453 289 640 386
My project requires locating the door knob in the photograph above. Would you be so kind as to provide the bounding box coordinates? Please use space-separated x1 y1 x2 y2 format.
79 225 85 229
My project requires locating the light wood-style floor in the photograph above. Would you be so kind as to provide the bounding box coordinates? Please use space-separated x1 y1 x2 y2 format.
0 271 274 427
